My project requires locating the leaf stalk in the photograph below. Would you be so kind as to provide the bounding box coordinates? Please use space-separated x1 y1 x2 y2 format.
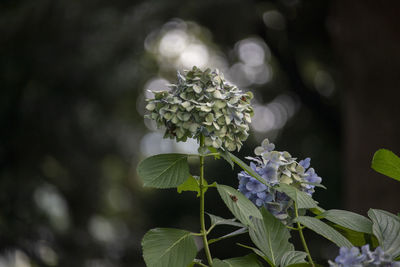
294 202 315 266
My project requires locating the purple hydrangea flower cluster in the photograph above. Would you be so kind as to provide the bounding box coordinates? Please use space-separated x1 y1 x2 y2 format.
299 157 322 195
237 139 322 223
329 245 400 267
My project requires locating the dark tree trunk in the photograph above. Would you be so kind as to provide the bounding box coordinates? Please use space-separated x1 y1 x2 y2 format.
331 1 400 214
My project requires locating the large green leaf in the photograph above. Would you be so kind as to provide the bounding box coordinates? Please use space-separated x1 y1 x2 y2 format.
249 207 294 266
368 209 400 257
371 149 400 182
142 228 197 267
212 254 262 267
296 216 352 247
276 184 318 209
280 251 307 267
228 152 270 187
216 184 262 227
320 209 373 234
138 153 189 188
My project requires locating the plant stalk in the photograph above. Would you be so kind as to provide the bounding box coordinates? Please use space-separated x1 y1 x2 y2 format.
294 202 314 267
199 135 213 265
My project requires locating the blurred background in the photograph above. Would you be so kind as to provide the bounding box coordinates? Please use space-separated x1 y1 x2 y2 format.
1 0 400 266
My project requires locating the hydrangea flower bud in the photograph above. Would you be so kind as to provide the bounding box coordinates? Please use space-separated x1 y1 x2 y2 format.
145 66 253 151
238 138 322 223
329 245 400 267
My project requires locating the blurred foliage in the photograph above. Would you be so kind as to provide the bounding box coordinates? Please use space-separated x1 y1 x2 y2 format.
0 0 341 266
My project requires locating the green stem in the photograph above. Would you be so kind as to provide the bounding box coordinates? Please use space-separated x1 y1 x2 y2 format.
294 202 314 267
206 225 216 235
286 225 305 231
188 152 220 158
194 262 208 267
199 135 213 265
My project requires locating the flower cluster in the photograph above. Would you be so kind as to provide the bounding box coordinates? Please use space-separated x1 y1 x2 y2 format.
238 139 322 222
329 245 400 267
145 66 253 151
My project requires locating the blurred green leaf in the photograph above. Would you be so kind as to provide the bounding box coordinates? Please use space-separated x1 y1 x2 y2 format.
207 146 221 159
371 149 400 182
197 146 208 155
142 228 197 267
138 153 189 188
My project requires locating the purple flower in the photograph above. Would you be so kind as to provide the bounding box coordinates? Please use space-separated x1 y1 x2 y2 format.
301 160 322 196
238 139 323 223
334 247 365 267
299 157 311 169
329 245 400 267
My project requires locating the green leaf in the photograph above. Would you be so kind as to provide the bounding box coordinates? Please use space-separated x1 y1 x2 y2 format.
371 149 400 182
280 251 307 267
309 206 325 215
329 223 377 247
236 243 266 259
207 146 221 159
219 149 234 168
249 208 294 266
368 209 400 258
296 216 352 247
138 154 190 188
212 254 262 267
319 209 373 234
207 213 244 228
228 152 270 187
177 175 207 197
276 184 318 209
216 184 262 227
198 146 209 155
208 227 248 245
142 228 197 267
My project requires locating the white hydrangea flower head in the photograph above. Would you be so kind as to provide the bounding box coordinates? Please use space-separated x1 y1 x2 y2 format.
145 66 254 151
